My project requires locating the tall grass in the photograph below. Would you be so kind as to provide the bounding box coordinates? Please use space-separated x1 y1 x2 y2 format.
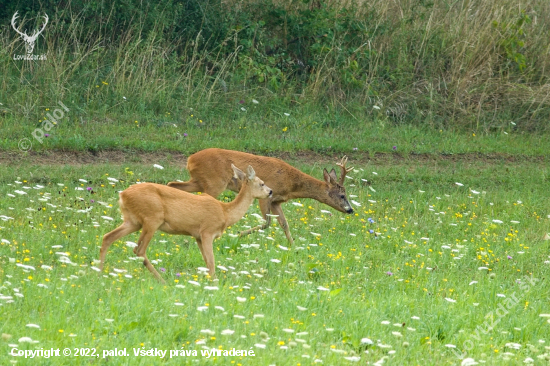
0 0 549 133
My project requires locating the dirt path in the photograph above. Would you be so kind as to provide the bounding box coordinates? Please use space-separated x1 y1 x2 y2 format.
0 149 547 167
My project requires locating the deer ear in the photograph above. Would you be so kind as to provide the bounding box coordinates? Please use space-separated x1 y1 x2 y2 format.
232 164 245 181
329 168 338 181
247 165 256 180
323 168 332 184
323 168 337 185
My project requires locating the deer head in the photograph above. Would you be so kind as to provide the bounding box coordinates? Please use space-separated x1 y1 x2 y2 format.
231 164 272 199
12 11 48 55
322 155 354 214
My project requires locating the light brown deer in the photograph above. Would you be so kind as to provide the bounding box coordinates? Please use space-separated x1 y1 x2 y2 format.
99 164 272 281
168 148 354 244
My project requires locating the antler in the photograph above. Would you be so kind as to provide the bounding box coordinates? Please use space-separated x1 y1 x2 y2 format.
11 12 48 41
11 12 26 38
336 155 353 185
30 13 48 40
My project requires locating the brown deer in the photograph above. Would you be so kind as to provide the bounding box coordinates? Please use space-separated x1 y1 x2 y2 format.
99 164 272 281
167 148 354 244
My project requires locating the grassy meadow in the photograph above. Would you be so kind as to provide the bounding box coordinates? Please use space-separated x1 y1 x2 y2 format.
2 0 550 364
0 156 549 365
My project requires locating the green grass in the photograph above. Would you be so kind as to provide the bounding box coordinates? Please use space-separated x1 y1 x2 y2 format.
0 158 549 365
2 0 550 363
3 107 550 156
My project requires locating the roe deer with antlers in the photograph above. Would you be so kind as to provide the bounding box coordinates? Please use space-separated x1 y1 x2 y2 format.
99 164 272 281
168 148 354 245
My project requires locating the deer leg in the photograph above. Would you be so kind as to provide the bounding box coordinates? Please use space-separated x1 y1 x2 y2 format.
169 179 227 199
271 202 294 245
239 198 271 237
194 237 208 266
134 224 165 283
99 221 140 271
167 179 203 193
202 185 226 199
198 233 216 278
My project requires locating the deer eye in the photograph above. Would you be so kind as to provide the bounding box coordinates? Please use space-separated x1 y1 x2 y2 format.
340 195 345 199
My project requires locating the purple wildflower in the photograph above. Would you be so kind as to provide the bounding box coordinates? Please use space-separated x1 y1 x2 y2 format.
392 146 397 150
44 134 50 137
176 272 181 277
160 267 166 273
386 271 393 276
183 133 188 137
507 255 512 259
86 187 92 191
90 199 95 203
353 147 358 151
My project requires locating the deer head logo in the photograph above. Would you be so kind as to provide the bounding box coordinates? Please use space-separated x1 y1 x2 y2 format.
11 12 48 55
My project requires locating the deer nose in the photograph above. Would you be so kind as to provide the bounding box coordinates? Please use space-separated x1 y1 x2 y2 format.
269 190 273 196
346 208 354 214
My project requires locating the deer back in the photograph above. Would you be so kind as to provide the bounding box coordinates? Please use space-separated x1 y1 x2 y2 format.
120 183 226 235
187 148 303 196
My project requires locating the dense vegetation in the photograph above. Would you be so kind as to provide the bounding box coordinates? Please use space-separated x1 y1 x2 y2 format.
1 0 550 138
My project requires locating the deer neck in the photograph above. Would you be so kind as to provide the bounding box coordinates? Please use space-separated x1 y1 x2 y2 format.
291 172 329 203
222 182 255 227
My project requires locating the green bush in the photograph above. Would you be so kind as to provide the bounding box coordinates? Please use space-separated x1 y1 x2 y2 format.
1 0 549 131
